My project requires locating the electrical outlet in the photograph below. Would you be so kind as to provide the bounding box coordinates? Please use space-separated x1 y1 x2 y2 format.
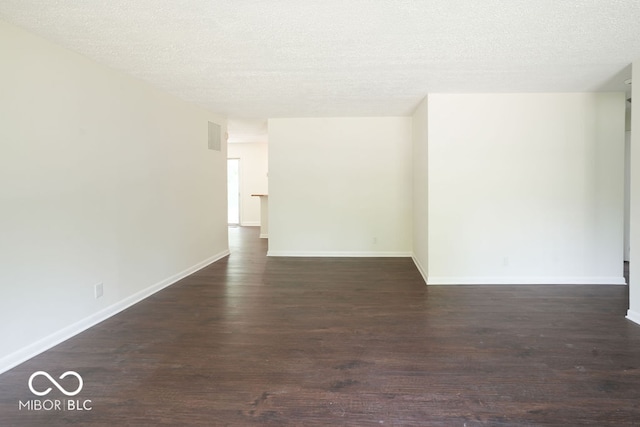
95 282 103 299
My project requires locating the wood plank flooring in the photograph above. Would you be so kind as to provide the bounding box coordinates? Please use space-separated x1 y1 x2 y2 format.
1 226 639 426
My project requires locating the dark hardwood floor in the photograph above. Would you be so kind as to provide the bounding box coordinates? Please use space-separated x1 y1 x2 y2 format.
1 226 639 426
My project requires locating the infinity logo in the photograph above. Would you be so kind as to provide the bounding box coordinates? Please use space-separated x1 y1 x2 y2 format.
28 371 83 397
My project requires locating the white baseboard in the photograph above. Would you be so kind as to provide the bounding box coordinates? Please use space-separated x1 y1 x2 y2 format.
241 221 260 227
411 255 428 285
0 249 230 375
627 309 640 326
267 250 412 257
426 276 627 285
259 233 268 239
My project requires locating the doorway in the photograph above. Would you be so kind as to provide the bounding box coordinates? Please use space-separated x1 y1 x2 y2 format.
624 91 631 285
228 158 240 225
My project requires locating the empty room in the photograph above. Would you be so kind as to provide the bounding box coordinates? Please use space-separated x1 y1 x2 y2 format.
1 1 640 426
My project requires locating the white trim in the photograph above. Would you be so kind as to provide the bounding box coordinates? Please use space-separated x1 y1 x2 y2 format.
259 233 268 239
241 221 260 227
411 255 428 285
0 249 230 375
426 276 627 285
626 309 640 326
267 251 412 257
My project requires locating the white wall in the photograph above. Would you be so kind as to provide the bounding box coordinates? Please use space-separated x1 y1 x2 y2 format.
625 131 631 262
227 142 269 226
0 20 229 372
268 117 413 256
629 61 640 325
412 97 429 281
427 93 625 285
625 96 632 262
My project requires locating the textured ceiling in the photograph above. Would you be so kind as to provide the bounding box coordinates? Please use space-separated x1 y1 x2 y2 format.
1 0 638 119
